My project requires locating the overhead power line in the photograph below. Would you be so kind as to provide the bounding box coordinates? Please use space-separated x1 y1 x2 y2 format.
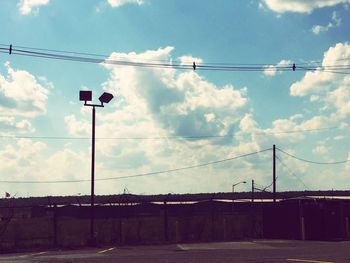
0 148 271 184
1 44 349 74
276 154 309 189
0 126 338 141
277 147 350 165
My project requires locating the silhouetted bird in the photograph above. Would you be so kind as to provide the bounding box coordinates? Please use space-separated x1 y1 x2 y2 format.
193 62 196 70
292 63 296 71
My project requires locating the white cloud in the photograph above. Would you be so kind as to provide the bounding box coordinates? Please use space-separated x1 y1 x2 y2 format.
0 139 91 196
263 0 350 13
107 0 143 8
0 139 46 173
178 55 203 67
290 42 350 97
0 62 49 117
239 113 258 132
64 115 90 137
334 135 345 140
264 59 292 77
101 47 248 140
236 112 335 150
327 86 350 117
0 117 34 134
312 11 341 35
290 43 350 125
61 47 265 194
312 145 329 155
17 0 49 15
263 65 277 76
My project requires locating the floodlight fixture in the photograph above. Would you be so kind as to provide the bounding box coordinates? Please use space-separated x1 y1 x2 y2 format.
99 92 113 104
79 90 92 102
79 89 114 245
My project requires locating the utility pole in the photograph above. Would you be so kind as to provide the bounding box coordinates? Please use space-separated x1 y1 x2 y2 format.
251 180 254 202
90 106 96 243
273 144 276 203
79 90 113 245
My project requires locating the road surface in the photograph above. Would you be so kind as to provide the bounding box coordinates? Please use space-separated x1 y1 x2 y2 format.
0 240 349 262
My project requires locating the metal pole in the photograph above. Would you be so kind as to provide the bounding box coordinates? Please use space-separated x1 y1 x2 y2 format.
90 106 96 243
273 144 276 203
251 180 254 202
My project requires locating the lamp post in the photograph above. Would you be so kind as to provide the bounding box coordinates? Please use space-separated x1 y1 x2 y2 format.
232 181 246 194
79 90 113 245
231 181 246 212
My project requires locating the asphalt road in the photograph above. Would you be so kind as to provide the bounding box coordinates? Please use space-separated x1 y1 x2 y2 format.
0 240 349 263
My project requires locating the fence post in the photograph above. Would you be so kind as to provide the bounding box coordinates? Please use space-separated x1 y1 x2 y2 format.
163 201 168 242
223 217 227 240
53 204 58 247
299 200 305 240
175 220 180 242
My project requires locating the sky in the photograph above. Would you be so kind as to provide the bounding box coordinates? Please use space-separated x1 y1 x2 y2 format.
0 0 350 197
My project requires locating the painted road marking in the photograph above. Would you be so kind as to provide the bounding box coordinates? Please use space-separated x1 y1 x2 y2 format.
286 259 334 263
177 242 273 250
98 247 116 254
17 251 47 258
177 244 188 251
30 252 47 256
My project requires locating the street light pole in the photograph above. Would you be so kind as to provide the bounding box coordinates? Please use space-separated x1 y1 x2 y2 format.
90 106 96 243
232 181 246 201
79 90 113 245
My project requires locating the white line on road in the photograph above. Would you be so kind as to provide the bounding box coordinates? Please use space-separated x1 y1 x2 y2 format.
30 252 47 256
177 245 188 251
286 259 334 263
17 251 48 258
98 247 116 254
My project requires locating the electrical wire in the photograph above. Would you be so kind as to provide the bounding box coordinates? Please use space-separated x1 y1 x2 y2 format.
0 126 338 141
2 43 349 67
276 147 350 165
0 148 271 184
276 154 309 190
1 44 349 74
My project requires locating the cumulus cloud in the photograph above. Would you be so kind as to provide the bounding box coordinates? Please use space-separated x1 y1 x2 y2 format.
101 47 248 139
235 111 336 158
239 113 258 132
327 86 350 117
178 55 203 67
290 42 350 97
289 43 350 129
264 59 292 76
0 139 46 173
64 115 90 136
312 11 341 35
107 0 143 8
62 47 264 194
0 62 49 117
62 45 350 195
17 0 49 15
312 145 329 155
262 0 350 13
0 117 34 134
0 139 91 196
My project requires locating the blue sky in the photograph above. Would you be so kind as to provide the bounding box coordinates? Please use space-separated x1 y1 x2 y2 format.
0 0 350 197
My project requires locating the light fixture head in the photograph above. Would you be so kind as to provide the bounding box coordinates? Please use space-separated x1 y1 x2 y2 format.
99 92 113 104
79 90 92 102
